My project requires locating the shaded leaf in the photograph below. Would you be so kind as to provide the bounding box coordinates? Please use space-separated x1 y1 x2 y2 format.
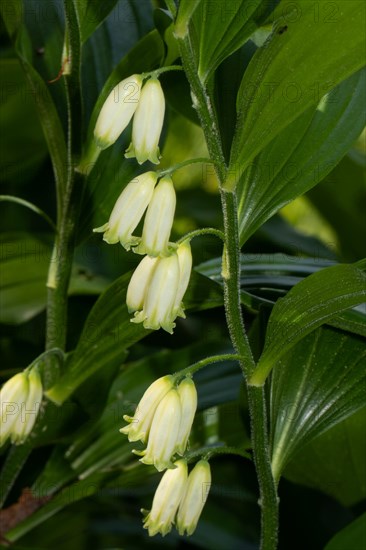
323 513 366 550
250 262 366 386
269 327 366 481
237 69 366 243
226 0 366 189
284 408 366 507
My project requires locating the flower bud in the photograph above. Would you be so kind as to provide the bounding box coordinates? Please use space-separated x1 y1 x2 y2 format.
126 256 159 313
143 459 188 536
0 372 29 447
93 171 158 248
131 252 180 334
137 388 182 471
175 378 197 455
11 369 43 445
125 78 165 164
176 460 212 536
135 176 176 257
173 240 193 319
94 74 143 149
120 375 174 444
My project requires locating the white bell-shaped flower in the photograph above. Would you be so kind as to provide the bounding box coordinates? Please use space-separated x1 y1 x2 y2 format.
126 256 159 313
135 176 176 257
93 171 158 248
11 369 43 445
137 388 182 471
94 74 143 149
125 77 165 164
176 460 212 536
175 378 197 455
143 459 188 536
173 240 193 319
120 375 174 444
0 372 29 446
131 252 180 334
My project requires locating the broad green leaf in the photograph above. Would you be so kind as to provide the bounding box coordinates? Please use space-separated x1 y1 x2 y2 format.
73 0 119 43
237 69 366 244
197 254 366 336
191 0 270 83
269 327 366 482
284 408 366 507
324 513 366 550
250 262 366 386
0 233 51 324
225 0 366 189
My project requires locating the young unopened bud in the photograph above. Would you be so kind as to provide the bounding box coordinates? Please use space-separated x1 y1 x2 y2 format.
93 171 158 248
175 378 197 455
11 369 43 445
126 255 159 313
137 388 182 471
131 253 180 334
125 78 165 164
94 74 143 149
177 460 211 536
135 176 176 257
120 375 174 444
143 459 188 536
173 240 192 319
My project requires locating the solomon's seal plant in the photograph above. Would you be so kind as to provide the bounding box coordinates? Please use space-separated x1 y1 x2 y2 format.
0 1 365 549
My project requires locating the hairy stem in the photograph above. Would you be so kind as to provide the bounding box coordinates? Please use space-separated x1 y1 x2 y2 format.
178 35 279 550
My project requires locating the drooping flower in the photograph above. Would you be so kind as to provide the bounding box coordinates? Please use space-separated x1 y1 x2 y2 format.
176 460 212 536
131 252 180 334
94 74 143 149
173 240 193 319
0 369 43 447
175 377 197 455
135 176 176 257
126 255 159 313
136 388 182 471
93 171 158 248
125 77 165 164
120 375 174 444
142 459 188 536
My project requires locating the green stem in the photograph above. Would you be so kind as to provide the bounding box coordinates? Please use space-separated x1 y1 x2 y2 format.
174 353 242 381
157 157 214 177
186 444 250 463
142 64 183 79
178 35 279 550
165 0 177 17
46 0 84 352
177 227 225 244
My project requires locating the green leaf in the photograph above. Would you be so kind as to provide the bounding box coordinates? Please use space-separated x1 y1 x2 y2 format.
175 0 202 39
237 69 366 243
0 196 56 230
284 408 366 507
73 0 120 43
250 262 366 386
269 327 366 482
191 0 267 83
0 233 51 324
225 0 366 189
0 2 68 199
196 254 366 336
324 513 366 550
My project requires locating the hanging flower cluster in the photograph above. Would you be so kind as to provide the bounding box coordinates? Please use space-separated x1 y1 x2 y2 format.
94 74 165 165
120 374 211 536
120 375 197 471
142 459 212 537
93 73 193 334
0 368 43 446
92 69 210 536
